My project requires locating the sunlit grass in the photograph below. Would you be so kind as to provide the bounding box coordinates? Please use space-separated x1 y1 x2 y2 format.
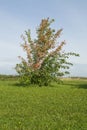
0 79 87 130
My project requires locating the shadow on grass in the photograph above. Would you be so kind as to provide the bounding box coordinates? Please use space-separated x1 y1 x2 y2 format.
12 82 41 87
63 82 87 89
6 81 28 87
6 79 87 89
11 82 62 88
76 84 87 89
13 83 26 87
12 82 33 87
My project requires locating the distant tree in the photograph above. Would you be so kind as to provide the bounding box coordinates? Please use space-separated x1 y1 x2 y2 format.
15 18 79 86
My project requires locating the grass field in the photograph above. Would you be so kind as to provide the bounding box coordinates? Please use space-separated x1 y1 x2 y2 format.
0 78 87 130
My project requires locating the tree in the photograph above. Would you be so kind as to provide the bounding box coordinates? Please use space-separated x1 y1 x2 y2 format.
15 18 79 86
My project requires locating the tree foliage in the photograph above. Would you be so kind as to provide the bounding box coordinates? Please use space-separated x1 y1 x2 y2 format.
15 18 79 86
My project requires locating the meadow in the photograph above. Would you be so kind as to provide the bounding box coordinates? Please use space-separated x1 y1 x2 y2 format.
0 76 87 130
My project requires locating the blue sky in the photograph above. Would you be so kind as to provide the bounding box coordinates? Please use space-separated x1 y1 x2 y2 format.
0 0 87 76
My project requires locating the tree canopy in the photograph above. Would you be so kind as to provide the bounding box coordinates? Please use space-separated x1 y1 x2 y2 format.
16 18 79 86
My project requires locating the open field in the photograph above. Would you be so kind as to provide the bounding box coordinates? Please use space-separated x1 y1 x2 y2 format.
0 78 87 130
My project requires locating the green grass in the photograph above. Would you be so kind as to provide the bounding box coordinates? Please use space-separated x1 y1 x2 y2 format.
0 79 87 130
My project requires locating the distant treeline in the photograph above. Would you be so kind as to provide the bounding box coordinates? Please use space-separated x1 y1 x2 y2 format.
68 77 87 80
0 75 19 80
0 74 87 81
